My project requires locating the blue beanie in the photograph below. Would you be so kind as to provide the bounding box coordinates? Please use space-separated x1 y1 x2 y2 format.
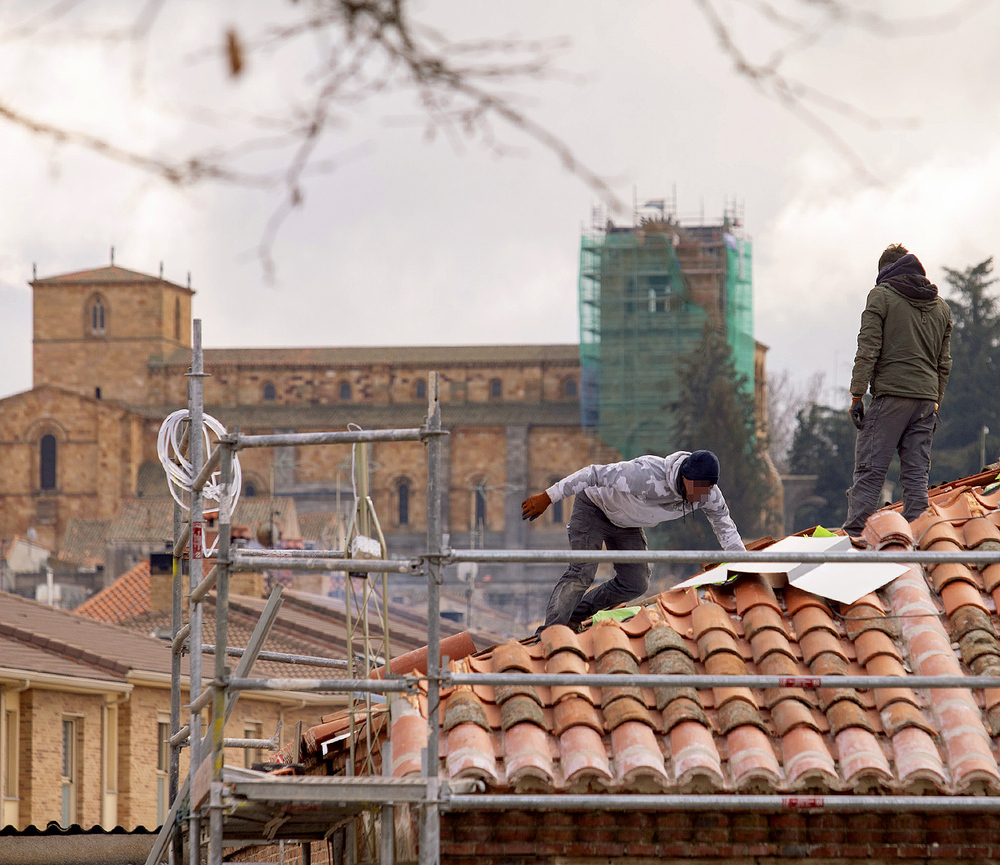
681 450 720 484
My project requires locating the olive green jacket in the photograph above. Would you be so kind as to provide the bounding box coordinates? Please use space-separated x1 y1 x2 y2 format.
849 284 952 403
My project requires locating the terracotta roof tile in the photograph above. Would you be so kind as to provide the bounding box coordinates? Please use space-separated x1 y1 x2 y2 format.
375 469 1000 800
75 560 149 623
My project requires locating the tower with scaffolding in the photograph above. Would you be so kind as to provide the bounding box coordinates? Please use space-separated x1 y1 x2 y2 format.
579 197 755 459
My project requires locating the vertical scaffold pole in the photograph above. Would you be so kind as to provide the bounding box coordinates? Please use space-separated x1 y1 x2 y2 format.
421 372 442 865
188 320 205 865
169 500 182 865
208 439 232 865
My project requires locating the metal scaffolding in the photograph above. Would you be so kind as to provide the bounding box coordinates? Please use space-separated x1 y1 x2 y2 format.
147 319 1000 865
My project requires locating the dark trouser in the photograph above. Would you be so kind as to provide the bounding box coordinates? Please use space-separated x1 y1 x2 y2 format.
843 395 937 537
540 490 651 632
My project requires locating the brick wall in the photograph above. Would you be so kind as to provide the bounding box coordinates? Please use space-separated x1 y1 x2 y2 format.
439 810 1000 863
33 281 190 405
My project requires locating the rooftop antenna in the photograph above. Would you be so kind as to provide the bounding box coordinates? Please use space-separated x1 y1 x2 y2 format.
110 246 115 266
32 263 36 280
187 272 191 289
159 261 164 279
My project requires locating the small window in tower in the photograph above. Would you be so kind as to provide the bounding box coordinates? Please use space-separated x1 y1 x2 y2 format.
174 298 181 341
40 434 57 490
415 379 427 400
263 383 276 401
397 479 411 526
90 298 106 335
563 378 578 398
489 379 502 399
339 381 352 401
95 387 102 400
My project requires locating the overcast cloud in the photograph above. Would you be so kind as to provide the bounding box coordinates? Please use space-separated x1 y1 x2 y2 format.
1 0 998 405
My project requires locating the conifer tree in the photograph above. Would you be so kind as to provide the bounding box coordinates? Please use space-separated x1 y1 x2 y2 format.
651 323 779 553
938 258 1000 467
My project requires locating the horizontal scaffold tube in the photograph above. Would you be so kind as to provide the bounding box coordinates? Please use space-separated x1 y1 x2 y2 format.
443 794 1000 813
201 644 350 669
445 672 1000 689
230 556 421 573
446 548 1000 565
235 429 426 449
228 677 416 693
233 548 347 559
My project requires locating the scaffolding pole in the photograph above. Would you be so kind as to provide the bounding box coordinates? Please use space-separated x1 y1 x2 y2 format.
421 373 443 865
187 320 206 865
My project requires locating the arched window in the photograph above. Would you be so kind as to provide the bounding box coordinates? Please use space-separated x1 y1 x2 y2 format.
244 482 257 498
263 383 276 401
174 298 181 341
339 381 352 401
415 379 426 400
489 378 502 399
89 297 106 335
563 378 578 398
473 481 487 531
40 434 57 490
397 479 411 526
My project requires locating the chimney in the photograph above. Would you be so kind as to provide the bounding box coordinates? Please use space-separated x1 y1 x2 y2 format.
149 552 175 614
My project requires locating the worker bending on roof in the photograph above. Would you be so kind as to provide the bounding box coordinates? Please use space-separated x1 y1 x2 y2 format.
522 450 745 634
844 243 952 541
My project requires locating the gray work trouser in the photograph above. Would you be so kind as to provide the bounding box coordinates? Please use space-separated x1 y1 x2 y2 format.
540 490 651 631
843 395 937 537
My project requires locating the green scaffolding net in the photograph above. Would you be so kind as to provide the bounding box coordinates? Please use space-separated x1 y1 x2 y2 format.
579 220 754 460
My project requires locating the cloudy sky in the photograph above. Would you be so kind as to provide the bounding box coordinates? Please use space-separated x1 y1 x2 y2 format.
1 0 998 405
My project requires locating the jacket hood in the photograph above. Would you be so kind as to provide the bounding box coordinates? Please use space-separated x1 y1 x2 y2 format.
877 253 939 303
664 450 690 496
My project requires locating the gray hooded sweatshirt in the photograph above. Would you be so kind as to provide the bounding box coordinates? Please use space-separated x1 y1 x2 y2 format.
545 451 745 551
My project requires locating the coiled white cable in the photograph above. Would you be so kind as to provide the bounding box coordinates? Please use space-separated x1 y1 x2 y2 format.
157 409 242 556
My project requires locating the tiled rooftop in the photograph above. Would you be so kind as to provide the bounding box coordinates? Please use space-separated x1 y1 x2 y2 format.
159 344 579 369
57 518 110 567
381 469 1000 798
75 560 150 623
32 264 191 292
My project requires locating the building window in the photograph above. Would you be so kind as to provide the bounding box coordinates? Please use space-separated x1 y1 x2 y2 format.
174 298 181 341
473 481 487 533
244 482 257 497
549 478 564 523
489 379 502 399
397 479 411 526
3 706 18 820
156 720 169 824
61 718 78 827
262 382 276 401
40 434 57 490
563 378 578 398
339 381 352 401
415 379 426 400
244 722 263 769
90 298 106 335
102 705 119 828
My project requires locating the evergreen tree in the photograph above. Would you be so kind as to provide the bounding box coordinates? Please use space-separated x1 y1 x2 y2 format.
938 258 1000 468
786 403 856 531
652 323 779 554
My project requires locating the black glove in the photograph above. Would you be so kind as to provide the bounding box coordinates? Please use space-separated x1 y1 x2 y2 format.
849 397 865 429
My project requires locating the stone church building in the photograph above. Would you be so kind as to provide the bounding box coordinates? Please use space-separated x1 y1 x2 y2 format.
0 264 618 621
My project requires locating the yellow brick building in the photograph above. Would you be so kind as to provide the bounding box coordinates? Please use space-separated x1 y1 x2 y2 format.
0 264 616 621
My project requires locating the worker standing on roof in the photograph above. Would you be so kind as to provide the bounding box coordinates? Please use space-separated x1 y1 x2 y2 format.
844 244 952 542
522 450 745 634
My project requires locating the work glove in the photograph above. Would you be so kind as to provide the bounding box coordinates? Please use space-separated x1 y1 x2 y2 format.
849 396 865 429
521 491 551 521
